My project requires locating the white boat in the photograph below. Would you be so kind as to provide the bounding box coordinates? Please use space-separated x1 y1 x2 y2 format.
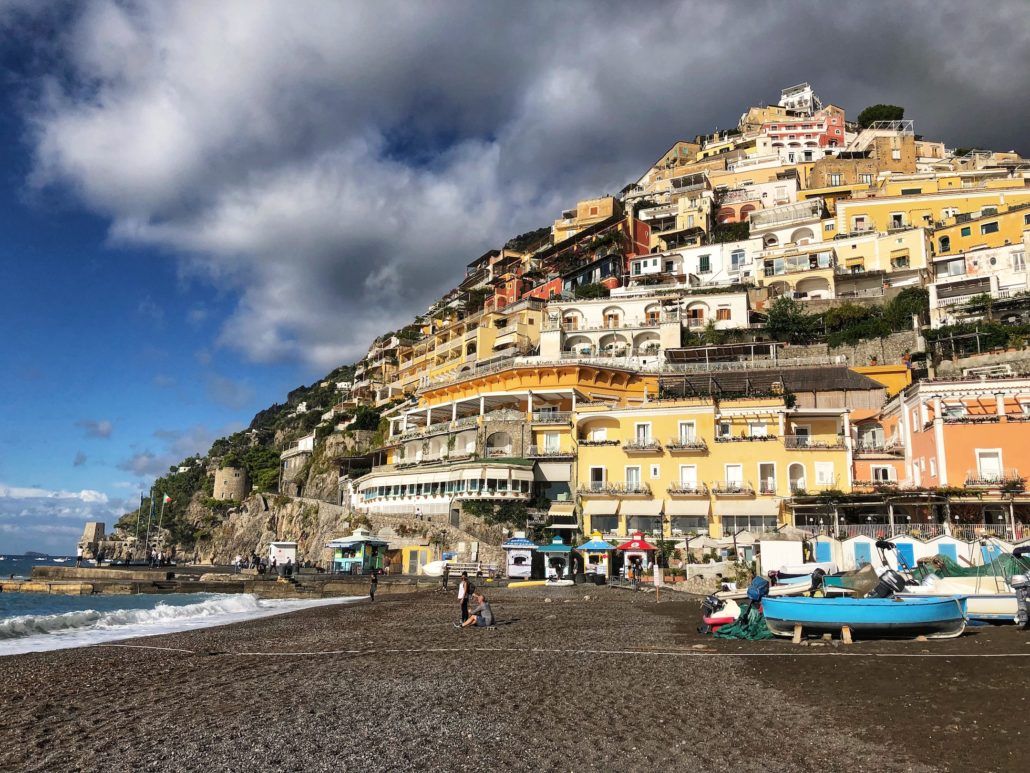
898 575 1017 623
34 557 47 562
716 582 852 602
52 558 69 563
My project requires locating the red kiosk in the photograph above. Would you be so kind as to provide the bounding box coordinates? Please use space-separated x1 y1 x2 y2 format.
616 531 657 580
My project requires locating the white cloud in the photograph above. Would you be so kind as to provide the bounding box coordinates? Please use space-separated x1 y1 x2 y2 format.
76 418 113 438
12 0 1030 369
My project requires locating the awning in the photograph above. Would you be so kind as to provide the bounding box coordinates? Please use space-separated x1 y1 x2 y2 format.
548 501 575 515
666 499 711 517
713 499 781 516
617 534 657 551
583 499 619 516
619 499 663 516
535 462 572 481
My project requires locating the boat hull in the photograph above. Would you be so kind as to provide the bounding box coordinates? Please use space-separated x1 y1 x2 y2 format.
762 597 967 639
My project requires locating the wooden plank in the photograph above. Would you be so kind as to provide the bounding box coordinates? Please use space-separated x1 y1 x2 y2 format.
841 625 853 645
792 624 803 644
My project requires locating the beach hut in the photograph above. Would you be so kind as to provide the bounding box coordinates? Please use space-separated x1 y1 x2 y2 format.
501 531 537 579
616 531 657 577
326 528 389 575
577 532 615 578
537 536 574 580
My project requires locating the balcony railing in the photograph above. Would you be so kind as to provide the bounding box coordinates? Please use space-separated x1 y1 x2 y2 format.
526 445 574 459
624 440 663 453
715 434 778 443
964 469 1023 488
784 435 846 450
711 481 754 495
942 414 1000 425
666 438 709 452
577 438 620 446
855 440 903 455
667 483 709 496
578 482 652 496
485 446 514 458
531 411 572 424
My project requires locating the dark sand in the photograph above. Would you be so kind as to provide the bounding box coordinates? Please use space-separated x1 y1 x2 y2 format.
1 585 1026 772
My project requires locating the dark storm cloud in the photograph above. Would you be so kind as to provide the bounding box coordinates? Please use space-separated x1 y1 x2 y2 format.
6 0 1028 367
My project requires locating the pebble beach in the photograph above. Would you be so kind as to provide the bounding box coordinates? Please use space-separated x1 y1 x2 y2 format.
0 585 1024 772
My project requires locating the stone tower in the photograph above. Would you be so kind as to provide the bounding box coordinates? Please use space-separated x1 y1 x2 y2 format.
213 466 251 501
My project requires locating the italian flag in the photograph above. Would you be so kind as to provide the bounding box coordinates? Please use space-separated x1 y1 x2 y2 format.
162 494 171 504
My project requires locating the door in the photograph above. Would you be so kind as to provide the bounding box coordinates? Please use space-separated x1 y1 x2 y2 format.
543 432 560 453
680 465 698 489
758 463 775 494
725 464 743 485
626 467 641 490
815 541 832 563
895 542 915 570
853 542 873 567
590 467 606 491
977 451 1002 481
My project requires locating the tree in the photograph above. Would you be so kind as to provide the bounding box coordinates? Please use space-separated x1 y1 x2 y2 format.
347 406 381 432
764 296 817 344
574 282 610 300
857 104 904 129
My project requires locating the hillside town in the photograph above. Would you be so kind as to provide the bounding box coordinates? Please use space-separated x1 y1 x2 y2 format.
78 83 1030 575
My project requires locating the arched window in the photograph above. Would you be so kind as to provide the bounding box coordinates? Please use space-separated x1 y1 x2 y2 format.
938 236 951 253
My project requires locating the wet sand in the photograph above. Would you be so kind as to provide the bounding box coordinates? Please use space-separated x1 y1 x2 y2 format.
0 585 1024 772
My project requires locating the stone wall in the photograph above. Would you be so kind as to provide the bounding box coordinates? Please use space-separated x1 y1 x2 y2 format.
782 329 922 366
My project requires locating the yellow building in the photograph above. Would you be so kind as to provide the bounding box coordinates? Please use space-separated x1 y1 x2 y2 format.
552 196 622 242
930 202 1030 256
575 396 851 541
835 188 1030 236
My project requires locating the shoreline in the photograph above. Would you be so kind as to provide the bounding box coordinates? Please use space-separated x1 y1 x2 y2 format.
1 586 1025 772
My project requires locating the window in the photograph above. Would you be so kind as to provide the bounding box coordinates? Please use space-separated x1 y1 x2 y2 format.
976 450 1003 480
543 432 560 453
891 149 901 160
632 261 642 276
889 213 905 229
938 236 951 253
730 249 746 270
589 206 599 216
829 173 841 186
942 403 966 418
635 423 652 443
625 466 642 488
758 463 776 494
589 467 606 490
960 226 971 237
650 465 660 479
871 466 893 482
724 464 743 484
980 206 998 217
815 462 834 485
929 459 937 478
981 221 999 235
852 215 869 231
664 260 675 273
698 254 711 273
1011 251 1027 272
717 422 731 439
859 173 873 184
678 422 696 443
901 188 921 196
748 422 768 438
588 426 607 442
716 307 732 321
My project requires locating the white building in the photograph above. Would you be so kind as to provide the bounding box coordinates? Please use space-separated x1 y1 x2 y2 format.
929 243 1029 328
627 238 764 287
778 82 822 115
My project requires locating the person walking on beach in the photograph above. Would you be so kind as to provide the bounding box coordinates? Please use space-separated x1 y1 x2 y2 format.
369 570 378 602
75 545 83 568
442 564 450 591
457 571 472 623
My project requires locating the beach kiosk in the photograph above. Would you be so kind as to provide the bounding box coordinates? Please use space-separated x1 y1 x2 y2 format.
577 531 616 578
326 528 389 575
537 536 574 580
617 531 657 578
501 531 537 579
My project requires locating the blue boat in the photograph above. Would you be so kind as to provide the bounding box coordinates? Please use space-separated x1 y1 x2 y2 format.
761 596 968 640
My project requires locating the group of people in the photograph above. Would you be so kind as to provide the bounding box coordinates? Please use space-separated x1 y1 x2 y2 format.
454 570 493 628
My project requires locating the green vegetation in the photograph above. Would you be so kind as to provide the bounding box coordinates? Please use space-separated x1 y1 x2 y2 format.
764 297 820 344
347 405 381 432
462 499 529 526
857 104 904 128
573 282 610 300
504 226 551 253
707 221 750 244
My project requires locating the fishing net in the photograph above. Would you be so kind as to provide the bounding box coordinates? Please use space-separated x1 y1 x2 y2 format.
713 604 775 641
913 554 1030 581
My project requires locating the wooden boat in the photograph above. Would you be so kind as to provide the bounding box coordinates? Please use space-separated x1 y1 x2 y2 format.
717 582 852 602
761 596 967 639
774 562 838 584
897 575 1016 623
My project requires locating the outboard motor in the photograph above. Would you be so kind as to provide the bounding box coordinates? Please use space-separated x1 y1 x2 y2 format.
867 569 907 598
1011 574 1029 629
699 595 726 634
809 567 826 594
747 576 771 603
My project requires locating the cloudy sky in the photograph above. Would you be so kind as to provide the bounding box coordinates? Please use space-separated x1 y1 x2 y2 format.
0 0 1027 552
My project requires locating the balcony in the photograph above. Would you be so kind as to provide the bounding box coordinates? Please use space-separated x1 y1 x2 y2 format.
526 445 575 459
577 438 620 447
624 439 663 453
855 440 903 456
667 483 709 497
964 469 1024 489
715 434 779 444
783 435 846 450
485 446 514 458
578 482 652 496
666 438 709 453
531 411 572 424
711 481 755 496
942 414 1000 425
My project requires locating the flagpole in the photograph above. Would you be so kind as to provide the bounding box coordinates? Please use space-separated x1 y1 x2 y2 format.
157 495 167 532
144 487 156 551
133 492 144 563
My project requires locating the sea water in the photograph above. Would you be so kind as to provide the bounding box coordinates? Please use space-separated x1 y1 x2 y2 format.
0 590 359 656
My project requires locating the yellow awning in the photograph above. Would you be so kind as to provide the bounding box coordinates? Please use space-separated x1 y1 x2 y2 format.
666 499 710 517
583 499 619 516
713 499 781 517
548 501 575 515
620 498 663 516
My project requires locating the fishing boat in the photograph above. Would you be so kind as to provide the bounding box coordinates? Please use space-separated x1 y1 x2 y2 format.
761 596 967 640
52 557 69 563
717 581 852 602
772 561 838 584
897 575 1017 623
